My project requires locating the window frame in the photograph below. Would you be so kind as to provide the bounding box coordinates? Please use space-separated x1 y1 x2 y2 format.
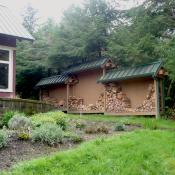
0 45 14 92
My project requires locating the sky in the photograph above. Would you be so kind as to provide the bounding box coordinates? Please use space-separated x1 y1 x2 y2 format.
0 0 142 24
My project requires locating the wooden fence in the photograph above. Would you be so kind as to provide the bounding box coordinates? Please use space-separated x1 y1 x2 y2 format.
0 98 58 115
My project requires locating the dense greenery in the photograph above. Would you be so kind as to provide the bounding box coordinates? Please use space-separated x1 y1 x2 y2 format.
2 130 175 175
17 0 175 107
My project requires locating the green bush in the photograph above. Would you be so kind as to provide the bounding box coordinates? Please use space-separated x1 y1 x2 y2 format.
55 117 67 130
114 123 125 131
97 125 109 134
85 126 98 134
71 134 83 143
0 111 17 127
85 125 109 134
0 130 8 148
64 132 83 143
31 111 67 128
18 132 30 140
75 122 86 130
8 114 32 130
32 123 64 146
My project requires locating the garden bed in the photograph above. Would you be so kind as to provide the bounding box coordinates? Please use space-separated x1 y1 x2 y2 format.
0 118 139 170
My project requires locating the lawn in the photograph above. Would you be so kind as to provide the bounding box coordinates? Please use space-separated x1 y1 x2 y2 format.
1 130 175 175
68 114 175 130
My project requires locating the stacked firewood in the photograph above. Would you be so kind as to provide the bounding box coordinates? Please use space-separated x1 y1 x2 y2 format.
106 84 131 112
96 93 105 111
68 96 84 110
135 84 155 112
79 104 98 111
43 97 66 108
42 91 66 108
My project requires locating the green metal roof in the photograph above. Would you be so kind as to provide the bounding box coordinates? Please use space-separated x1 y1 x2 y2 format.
64 58 108 74
98 61 163 83
36 74 69 87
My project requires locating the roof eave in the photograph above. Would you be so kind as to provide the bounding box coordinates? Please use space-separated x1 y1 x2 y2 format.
98 73 154 84
0 33 34 41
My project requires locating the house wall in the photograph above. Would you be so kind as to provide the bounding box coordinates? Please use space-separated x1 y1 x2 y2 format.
41 84 67 108
119 77 154 108
0 35 16 98
72 69 104 105
48 85 67 105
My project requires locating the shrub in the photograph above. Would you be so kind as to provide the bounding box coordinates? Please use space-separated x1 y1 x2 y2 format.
75 122 86 130
32 123 64 146
55 117 67 130
8 114 32 130
0 111 17 127
85 126 98 134
31 111 67 128
64 132 83 143
18 132 30 140
0 130 8 148
114 123 125 131
71 134 83 143
162 108 175 119
85 125 109 134
97 125 109 134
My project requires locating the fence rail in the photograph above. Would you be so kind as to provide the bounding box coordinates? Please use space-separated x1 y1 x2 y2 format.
0 98 57 115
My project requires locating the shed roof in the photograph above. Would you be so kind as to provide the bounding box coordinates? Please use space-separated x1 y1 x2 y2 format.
64 58 109 74
36 75 69 87
98 61 162 83
0 5 34 40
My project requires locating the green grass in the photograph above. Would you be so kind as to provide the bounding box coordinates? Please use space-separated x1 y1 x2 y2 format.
2 130 175 175
68 114 175 130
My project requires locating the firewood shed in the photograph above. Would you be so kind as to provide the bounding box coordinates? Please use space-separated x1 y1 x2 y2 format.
98 61 166 118
36 60 166 118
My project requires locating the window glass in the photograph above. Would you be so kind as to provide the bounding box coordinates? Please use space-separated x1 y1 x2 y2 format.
0 63 9 89
0 49 9 61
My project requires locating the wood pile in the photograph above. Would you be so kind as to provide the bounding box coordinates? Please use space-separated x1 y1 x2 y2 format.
135 84 155 112
68 94 105 111
96 93 105 111
68 96 84 110
106 84 131 112
42 90 66 108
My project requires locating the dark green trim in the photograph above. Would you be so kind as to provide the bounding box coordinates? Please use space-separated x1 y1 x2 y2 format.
98 61 162 83
162 79 165 112
156 79 160 118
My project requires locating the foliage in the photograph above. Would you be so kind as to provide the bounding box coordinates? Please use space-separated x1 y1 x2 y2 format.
141 119 158 130
31 111 67 127
71 134 83 143
85 125 109 134
32 123 64 145
18 132 30 140
0 130 8 149
75 121 86 130
162 108 175 119
55 117 67 131
3 130 175 175
0 111 17 127
64 132 83 143
8 114 32 130
85 126 98 134
114 123 125 131
97 125 109 134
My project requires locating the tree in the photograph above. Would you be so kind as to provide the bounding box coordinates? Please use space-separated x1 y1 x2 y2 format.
48 0 118 70
22 5 39 34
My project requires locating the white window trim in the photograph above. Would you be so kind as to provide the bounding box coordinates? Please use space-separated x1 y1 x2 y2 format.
0 45 14 93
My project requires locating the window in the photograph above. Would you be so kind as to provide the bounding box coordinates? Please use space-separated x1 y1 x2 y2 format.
0 47 13 92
